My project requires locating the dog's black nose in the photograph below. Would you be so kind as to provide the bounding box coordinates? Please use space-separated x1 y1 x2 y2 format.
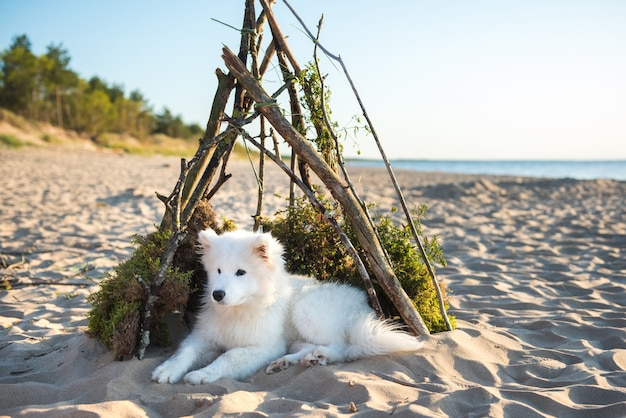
212 290 225 302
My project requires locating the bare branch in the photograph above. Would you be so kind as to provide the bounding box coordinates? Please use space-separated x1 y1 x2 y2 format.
259 0 301 73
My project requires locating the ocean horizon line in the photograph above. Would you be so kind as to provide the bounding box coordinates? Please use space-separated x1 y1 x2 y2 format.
345 159 626 180
346 158 626 163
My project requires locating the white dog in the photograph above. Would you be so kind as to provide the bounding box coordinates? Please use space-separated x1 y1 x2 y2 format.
152 229 423 384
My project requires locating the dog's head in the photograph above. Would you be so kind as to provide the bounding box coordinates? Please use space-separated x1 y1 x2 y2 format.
197 229 285 307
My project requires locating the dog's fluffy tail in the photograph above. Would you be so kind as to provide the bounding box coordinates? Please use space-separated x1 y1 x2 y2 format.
345 313 424 361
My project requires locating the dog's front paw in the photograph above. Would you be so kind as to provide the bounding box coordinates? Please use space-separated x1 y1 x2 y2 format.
184 368 221 385
152 359 186 384
302 349 329 367
266 357 293 374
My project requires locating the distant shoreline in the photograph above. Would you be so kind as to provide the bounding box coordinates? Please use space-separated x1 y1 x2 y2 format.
346 158 626 180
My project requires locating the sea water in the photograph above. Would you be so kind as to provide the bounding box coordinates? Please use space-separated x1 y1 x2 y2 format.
347 160 626 181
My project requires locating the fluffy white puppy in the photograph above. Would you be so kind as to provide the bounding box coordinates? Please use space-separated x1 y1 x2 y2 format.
152 229 423 385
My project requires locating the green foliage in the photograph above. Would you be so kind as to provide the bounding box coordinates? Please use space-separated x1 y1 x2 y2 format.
298 63 339 170
297 61 368 159
39 134 62 145
370 207 454 332
0 133 30 148
260 195 455 333
87 229 192 358
0 35 39 115
259 194 353 281
153 107 202 139
0 107 30 129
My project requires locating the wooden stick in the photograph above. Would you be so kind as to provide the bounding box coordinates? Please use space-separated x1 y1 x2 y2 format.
137 158 190 360
259 0 301 74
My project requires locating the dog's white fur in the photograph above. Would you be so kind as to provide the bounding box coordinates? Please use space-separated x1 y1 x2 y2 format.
152 229 423 385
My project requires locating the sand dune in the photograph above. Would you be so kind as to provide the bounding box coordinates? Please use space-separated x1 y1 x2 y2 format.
1 148 625 417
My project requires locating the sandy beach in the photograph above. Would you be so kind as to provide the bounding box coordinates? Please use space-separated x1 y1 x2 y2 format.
1 147 625 417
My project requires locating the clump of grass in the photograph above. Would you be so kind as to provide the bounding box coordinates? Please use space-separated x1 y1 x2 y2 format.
370 206 454 332
259 194 455 333
41 133 63 144
0 134 31 148
259 195 353 282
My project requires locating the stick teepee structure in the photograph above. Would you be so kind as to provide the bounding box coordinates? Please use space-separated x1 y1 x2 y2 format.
134 0 452 360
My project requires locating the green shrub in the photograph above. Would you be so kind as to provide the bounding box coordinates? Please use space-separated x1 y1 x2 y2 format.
0 134 29 148
260 194 455 333
259 194 352 281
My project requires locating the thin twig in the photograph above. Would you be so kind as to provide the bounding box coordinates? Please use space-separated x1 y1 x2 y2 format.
1 280 97 288
254 117 267 231
370 370 421 389
180 127 237 223
311 16 396 279
252 26 266 232
1 255 26 270
137 157 190 360
258 36 276 77
1 262 97 286
260 0 301 73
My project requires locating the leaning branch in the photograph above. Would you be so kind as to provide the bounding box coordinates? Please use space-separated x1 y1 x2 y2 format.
240 130 384 318
137 158 190 360
222 46 429 336
283 1 452 331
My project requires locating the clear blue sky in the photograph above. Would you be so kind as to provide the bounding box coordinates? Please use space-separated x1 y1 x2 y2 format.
1 1 625 160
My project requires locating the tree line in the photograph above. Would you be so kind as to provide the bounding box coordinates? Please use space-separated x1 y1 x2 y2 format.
0 34 202 139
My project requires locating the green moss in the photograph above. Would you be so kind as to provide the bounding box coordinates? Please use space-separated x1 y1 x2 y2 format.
260 194 455 333
87 229 192 358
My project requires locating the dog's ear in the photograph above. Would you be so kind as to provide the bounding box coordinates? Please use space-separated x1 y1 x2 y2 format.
197 229 218 250
253 233 271 262
253 232 283 265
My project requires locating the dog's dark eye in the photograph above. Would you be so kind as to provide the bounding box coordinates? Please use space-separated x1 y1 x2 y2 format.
235 269 246 276
217 268 221 274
